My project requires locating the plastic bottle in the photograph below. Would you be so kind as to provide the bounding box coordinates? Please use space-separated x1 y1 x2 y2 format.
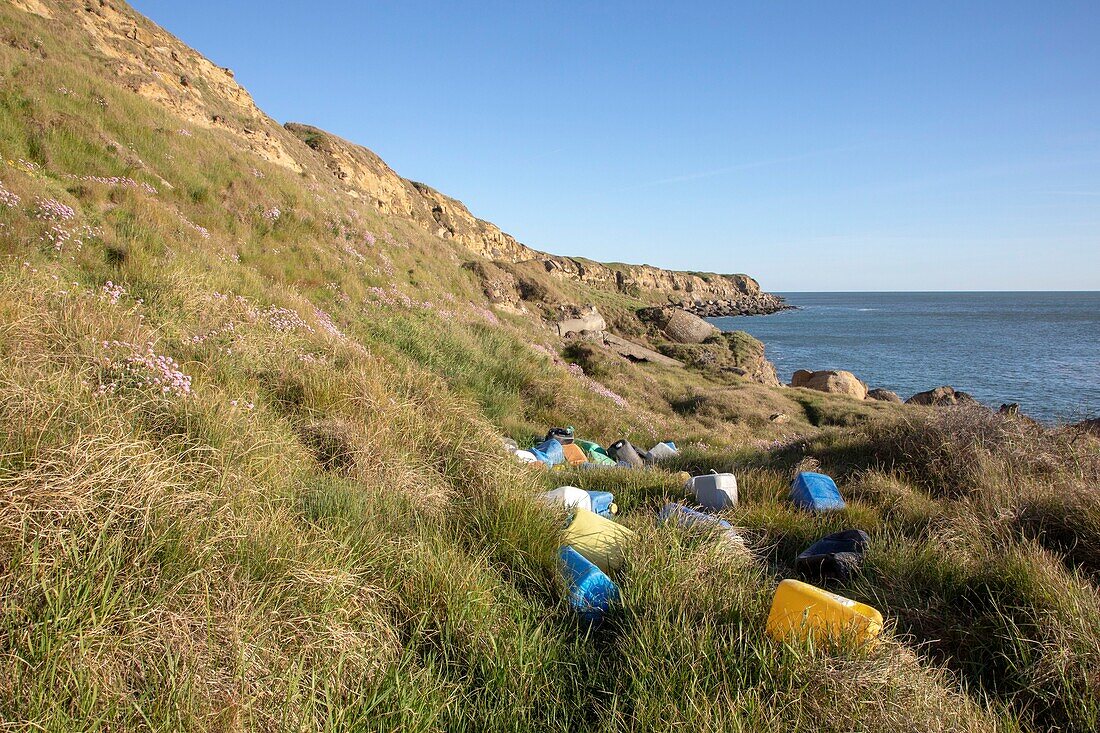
560 546 619 621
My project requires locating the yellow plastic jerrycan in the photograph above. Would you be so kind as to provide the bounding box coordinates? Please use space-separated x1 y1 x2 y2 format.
766 579 883 645
562 508 634 573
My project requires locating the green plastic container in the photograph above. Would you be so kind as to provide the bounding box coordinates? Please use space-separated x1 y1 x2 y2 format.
575 439 617 466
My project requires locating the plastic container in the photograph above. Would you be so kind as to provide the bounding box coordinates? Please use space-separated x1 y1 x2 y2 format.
563 508 634 572
796 529 870 581
790 472 846 511
545 427 575 445
766 579 883 645
575 439 617 466
658 503 744 545
561 443 589 466
609 439 645 468
587 490 617 517
646 441 680 463
540 486 591 512
531 438 565 467
560 546 619 621
688 472 738 510
513 449 539 464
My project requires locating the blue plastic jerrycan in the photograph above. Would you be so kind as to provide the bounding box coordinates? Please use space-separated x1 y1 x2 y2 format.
560 546 619 621
790 472 846 511
530 438 565 467
587 490 617 517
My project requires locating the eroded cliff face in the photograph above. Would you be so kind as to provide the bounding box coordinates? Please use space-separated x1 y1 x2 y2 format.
283 124 783 310
25 0 784 312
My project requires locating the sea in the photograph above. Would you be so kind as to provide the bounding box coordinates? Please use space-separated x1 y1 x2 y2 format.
708 292 1100 425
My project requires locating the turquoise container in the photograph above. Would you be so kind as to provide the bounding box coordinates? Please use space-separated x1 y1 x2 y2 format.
560 546 619 621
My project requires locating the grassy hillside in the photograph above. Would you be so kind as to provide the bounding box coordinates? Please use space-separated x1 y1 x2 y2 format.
0 2 1098 731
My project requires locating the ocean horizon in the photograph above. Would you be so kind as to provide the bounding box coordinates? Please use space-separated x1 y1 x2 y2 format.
709 291 1099 424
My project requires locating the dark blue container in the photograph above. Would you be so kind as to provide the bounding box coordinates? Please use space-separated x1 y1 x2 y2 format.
790 472 846 511
560 546 619 621
588 490 616 517
531 438 565 467
658 502 733 531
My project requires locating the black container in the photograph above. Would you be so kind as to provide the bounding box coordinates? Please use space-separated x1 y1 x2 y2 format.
795 529 870 581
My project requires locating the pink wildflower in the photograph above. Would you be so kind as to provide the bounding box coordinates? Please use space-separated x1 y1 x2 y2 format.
97 341 192 397
0 181 19 207
35 197 76 221
101 281 125 305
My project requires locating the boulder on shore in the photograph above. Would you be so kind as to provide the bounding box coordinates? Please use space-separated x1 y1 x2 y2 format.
906 385 976 407
867 388 902 403
637 306 718 344
791 369 868 400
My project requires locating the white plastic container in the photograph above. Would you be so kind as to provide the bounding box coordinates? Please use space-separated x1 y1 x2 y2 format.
688 472 738 510
646 441 680 463
539 486 592 512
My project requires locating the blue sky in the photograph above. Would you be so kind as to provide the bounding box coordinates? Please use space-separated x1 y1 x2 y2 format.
131 1 1099 291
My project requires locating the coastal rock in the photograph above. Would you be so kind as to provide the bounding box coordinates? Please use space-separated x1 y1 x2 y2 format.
906 386 977 407
637 306 718 344
603 334 682 366
769 412 790 424
791 370 868 400
678 294 793 318
867 388 902 403
555 305 606 338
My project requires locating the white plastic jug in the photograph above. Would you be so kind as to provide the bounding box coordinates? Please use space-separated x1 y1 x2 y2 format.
688 472 738 510
646 442 679 463
539 486 592 512
513 449 539 464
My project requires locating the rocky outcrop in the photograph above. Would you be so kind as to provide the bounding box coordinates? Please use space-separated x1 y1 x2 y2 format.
681 294 793 318
465 261 521 306
867 388 902 403
660 332 780 387
906 386 976 407
282 123 786 313
554 305 606 338
637 306 718 344
603 334 683 367
792 370 868 400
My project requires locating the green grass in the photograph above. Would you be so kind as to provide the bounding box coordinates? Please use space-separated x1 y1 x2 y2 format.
0 3 1097 731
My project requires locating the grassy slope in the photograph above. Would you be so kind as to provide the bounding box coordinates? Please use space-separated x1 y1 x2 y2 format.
0 4 1098 732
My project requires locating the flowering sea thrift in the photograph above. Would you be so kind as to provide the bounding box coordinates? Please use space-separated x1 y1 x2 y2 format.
0 181 19 208
35 197 76 221
262 305 314 333
67 174 157 195
97 341 192 397
101 281 125 305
